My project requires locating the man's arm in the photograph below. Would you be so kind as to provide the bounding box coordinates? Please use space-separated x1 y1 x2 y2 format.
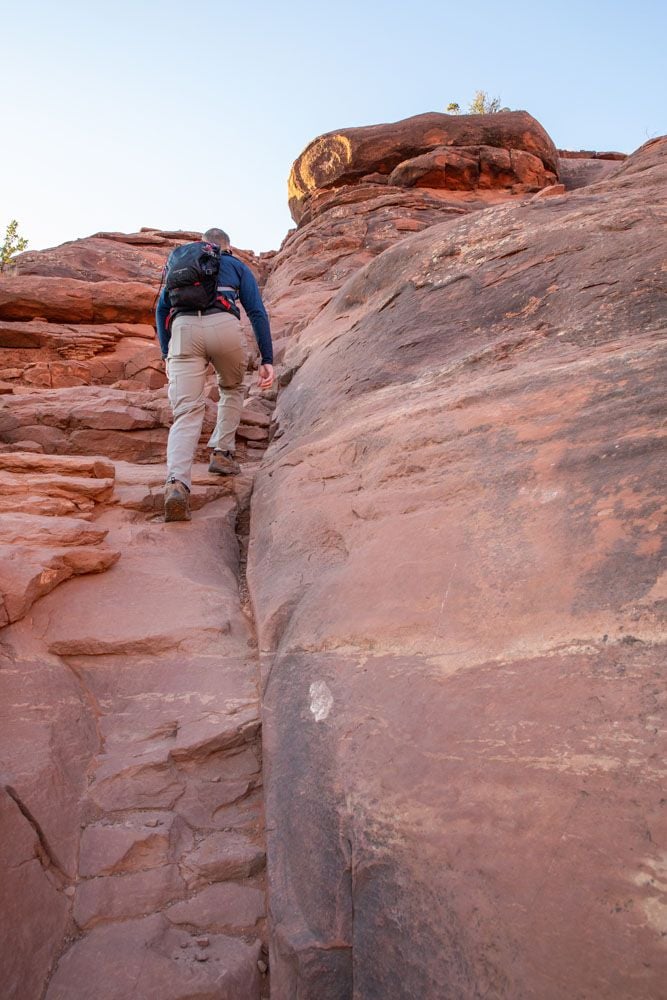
155 285 171 359
237 263 273 365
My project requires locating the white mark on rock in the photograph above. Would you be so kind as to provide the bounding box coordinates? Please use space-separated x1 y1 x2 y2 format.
440 560 458 613
309 681 333 722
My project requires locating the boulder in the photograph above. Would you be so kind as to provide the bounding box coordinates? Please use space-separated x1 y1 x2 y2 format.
288 110 559 221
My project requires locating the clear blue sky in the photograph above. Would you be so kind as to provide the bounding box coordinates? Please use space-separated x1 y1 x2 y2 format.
2 0 664 254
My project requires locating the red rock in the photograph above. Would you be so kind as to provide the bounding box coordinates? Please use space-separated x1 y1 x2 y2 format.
0 380 264 998
68 401 160 431
0 541 119 626
0 451 115 478
558 154 622 190
74 865 185 929
532 182 567 199
558 148 626 160
79 813 175 877
236 424 269 441
37 519 247 656
240 401 271 427
249 136 667 997
0 275 155 324
389 145 480 189
182 832 266 888
0 439 44 453
389 145 551 193
1 113 662 1000
165 882 265 931
0 786 71 1000
0 512 107 547
288 110 558 221
46 915 262 999
264 113 563 348
0 507 119 626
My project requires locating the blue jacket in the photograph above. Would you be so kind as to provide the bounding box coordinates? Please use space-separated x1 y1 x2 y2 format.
155 249 273 363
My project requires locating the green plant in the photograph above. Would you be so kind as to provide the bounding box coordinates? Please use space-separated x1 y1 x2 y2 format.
1 220 28 269
446 91 510 115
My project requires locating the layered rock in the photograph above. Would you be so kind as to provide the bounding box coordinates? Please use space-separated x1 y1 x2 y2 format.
0 231 273 997
0 382 272 462
249 136 667 997
558 148 627 190
288 110 559 222
1 469 269 1000
1 109 664 1000
0 229 266 394
0 451 119 625
267 111 560 352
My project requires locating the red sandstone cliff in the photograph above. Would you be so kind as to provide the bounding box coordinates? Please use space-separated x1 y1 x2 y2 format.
0 111 664 1000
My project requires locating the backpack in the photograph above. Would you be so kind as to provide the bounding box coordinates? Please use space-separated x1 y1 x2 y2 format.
164 241 220 311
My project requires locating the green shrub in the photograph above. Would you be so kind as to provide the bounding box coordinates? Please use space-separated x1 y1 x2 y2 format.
1 220 28 269
446 91 510 115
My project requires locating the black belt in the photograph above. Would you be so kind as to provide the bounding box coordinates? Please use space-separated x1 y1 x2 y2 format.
174 303 240 320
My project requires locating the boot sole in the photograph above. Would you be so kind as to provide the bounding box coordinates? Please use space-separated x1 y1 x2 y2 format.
164 495 191 522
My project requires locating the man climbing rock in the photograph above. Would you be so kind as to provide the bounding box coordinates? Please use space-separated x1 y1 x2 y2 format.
155 227 274 522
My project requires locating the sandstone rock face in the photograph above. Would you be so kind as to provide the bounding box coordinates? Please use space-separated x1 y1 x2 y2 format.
266 111 559 353
288 110 559 222
557 149 627 191
0 230 272 997
248 136 667 997
1 470 268 1000
1 112 664 1000
0 228 266 396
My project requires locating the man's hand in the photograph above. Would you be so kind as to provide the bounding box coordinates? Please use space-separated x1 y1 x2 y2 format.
257 363 274 390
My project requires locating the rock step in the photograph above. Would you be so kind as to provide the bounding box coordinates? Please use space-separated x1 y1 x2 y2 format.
33 483 268 999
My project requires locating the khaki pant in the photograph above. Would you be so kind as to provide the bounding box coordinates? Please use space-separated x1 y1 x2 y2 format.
166 311 247 489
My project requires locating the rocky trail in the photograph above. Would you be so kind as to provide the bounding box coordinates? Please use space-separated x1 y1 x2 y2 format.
2 458 271 998
1 111 665 999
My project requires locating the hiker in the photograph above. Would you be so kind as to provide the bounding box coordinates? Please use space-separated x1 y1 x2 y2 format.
155 228 273 522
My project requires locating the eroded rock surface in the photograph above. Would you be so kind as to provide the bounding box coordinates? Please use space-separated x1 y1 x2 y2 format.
1 470 268 999
0 231 272 998
288 110 559 222
249 136 667 997
1 111 664 1000
266 111 561 360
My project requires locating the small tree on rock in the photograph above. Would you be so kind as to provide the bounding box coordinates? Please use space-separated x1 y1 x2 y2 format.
446 91 510 115
1 220 28 269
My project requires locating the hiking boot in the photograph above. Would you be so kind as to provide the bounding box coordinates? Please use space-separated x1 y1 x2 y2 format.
164 478 191 522
208 449 241 476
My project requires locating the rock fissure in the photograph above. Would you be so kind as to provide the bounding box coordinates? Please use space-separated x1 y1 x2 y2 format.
4 785 70 886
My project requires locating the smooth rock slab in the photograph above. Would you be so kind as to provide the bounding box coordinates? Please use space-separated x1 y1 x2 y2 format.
46 915 262 1000
252 136 667 998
